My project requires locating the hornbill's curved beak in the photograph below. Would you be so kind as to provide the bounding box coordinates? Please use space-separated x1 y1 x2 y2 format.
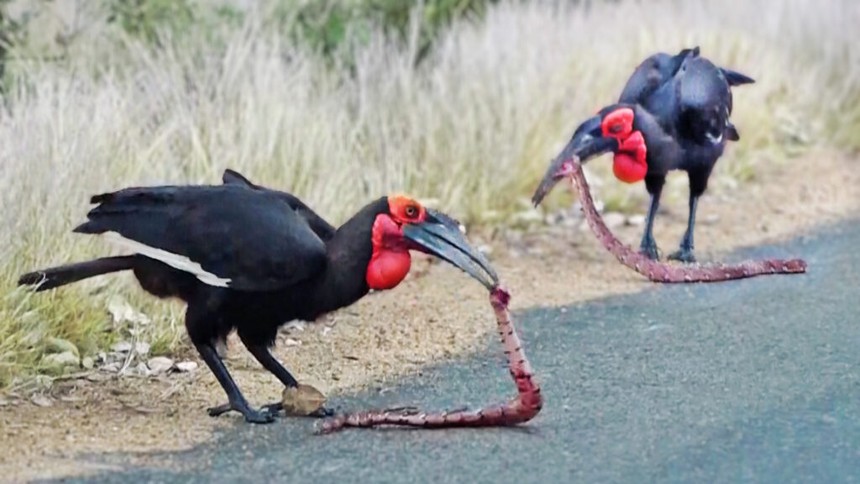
531 115 619 206
402 209 499 290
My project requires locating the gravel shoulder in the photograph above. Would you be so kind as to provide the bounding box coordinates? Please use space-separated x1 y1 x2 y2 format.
1 149 858 481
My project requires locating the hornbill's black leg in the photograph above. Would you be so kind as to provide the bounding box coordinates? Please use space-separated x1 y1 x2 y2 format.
669 168 709 263
196 343 276 424
639 175 665 260
668 193 699 263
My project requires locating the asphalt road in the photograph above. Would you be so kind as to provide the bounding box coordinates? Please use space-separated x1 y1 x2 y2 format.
55 222 860 484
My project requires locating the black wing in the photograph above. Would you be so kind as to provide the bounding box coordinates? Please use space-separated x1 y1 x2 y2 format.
623 48 753 145
222 169 337 241
618 47 698 105
74 185 328 291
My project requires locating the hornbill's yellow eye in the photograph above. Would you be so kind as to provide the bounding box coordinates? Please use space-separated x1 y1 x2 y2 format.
387 194 427 224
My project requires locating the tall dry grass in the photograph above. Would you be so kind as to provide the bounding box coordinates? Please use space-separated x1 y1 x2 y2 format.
1 0 857 386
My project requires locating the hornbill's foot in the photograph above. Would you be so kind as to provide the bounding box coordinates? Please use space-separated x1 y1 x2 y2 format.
639 243 661 261
308 406 336 418
260 402 336 418
207 402 277 424
668 249 697 263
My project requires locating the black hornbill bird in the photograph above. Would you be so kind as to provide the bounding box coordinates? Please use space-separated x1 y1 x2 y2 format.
18 169 497 424
533 47 755 262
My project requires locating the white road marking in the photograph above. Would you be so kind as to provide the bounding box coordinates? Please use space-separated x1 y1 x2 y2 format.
102 231 232 287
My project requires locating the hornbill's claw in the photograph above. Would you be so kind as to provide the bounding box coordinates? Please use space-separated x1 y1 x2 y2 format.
207 402 277 424
668 249 697 263
258 401 336 418
639 244 661 261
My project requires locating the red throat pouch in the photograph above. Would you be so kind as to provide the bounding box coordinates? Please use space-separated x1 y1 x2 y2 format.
366 215 412 290
600 109 647 184
612 130 647 183
366 250 411 290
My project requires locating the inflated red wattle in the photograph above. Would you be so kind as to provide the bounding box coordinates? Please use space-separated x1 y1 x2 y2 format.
366 215 412 290
612 130 648 183
613 153 647 183
366 250 411 290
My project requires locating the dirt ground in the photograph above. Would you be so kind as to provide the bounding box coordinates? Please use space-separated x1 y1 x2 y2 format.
1 149 858 481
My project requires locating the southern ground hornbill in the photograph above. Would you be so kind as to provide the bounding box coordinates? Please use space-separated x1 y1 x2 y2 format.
533 47 755 263
19 169 497 424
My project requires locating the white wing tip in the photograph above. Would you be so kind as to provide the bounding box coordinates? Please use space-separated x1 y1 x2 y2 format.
102 231 232 288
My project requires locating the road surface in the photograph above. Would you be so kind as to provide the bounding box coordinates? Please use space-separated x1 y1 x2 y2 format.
56 221 860 484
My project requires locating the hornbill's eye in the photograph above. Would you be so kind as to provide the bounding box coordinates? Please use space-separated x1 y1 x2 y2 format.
405 205 418 218
609 123 624 134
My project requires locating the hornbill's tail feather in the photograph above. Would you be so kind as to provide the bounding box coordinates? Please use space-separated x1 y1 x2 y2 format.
18 256 136 292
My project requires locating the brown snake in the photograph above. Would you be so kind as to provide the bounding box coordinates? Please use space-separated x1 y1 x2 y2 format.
318 287 542 433
567 160 807 282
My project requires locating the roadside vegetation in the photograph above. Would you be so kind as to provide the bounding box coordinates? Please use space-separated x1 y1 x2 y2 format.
0 0 856 388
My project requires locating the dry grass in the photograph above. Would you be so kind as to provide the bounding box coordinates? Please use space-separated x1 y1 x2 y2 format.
1 0 858 386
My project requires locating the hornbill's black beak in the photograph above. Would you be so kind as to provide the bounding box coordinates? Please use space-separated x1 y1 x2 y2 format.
402 209 499 290
531 115 619 206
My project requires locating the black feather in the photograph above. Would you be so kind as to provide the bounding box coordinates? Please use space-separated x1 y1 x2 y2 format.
720 68 755 86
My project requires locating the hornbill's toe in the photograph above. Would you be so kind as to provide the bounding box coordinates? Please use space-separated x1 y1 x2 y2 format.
259 401 336 418
308 406 336 418
208 402 277 424
668 249 697 264
639 243 661 261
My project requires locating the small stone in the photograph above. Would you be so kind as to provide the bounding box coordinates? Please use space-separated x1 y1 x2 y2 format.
510 210 543 226
102 362 121 373
561 216 580 228
477 244 494 256
87 373 111 382
134 362 149 375
284 321 306 332
41 351 80 373
281 384 326 416
147 356 174 375
284 338 302 347
111 341 132 353
174 361 198 373
106 295 151 325
81 356 95 370
31 394 53 407
602 212 626 229
44 337 79 357
627 214 646 226
134 342 151 356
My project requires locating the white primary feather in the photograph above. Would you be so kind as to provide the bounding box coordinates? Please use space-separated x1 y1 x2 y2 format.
102 231 231 287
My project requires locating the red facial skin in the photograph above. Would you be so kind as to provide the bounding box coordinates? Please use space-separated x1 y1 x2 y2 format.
600 108 648 184
365 195 427 290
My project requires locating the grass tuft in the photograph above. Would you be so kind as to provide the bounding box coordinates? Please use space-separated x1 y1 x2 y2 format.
1 0 858 386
